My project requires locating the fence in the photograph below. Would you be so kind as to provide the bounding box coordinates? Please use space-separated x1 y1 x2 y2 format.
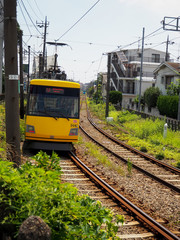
127 108 180 131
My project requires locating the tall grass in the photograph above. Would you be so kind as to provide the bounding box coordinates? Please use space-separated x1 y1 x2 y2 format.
88 101 180 167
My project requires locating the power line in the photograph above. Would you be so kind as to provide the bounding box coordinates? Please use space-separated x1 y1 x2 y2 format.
18 0 31 35
56 0 101 41
25 0 43 22
114 17 180 52
33 0 44 19
18 0 42 35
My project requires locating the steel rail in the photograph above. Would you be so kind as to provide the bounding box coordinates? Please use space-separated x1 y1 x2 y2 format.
79 123 180 194
87 108 180 175
69 151 180 240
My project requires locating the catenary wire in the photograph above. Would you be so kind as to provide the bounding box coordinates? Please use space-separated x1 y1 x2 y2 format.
19 0 42 35
56 0 101 41
18 0 32 36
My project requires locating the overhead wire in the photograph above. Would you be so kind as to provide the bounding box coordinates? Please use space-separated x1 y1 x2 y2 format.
18 0 32 36
19 0 42 35
56 0 101 41
25 0 43 22
33 0 44 19
114 16 180 52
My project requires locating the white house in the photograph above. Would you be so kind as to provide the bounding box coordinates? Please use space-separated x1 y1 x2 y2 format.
106 48 167 107
154 62 180 95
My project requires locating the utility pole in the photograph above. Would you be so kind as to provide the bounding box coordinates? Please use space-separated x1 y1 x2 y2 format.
42 16 48 74
105 53 111 118
0 0 3 94
27 45 30 92
37 16 49 77
165 35 169 61
138 27 145 112
18 29 24 119
4 0 21 165
39 53 43 78
163 16 180 121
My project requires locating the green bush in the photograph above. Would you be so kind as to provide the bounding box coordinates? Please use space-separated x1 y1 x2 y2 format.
140 146 148 152
144 87 161 108
109 91 122 105
157 95 178 119
176 161 180 169
0 152 123 239
155 152 165 160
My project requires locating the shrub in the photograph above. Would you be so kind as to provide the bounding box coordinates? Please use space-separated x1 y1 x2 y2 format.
109 91 122 105
155 152 164 160
157 95 178 119
144 87 161 108
0 152 124 239
176 161 180 169
140 146 148 152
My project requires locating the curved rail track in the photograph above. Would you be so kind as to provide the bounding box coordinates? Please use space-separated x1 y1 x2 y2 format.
60 152 180 239
80 102 180 194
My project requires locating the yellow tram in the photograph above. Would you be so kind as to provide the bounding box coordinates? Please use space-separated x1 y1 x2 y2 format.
23 79 80 151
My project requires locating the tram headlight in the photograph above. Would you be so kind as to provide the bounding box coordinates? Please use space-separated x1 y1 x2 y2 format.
26 125 35 133
69 128 78 136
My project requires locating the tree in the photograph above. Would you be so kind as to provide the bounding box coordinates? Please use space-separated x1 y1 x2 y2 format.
144 87 161 109
109 91 122 105
166 79 180 96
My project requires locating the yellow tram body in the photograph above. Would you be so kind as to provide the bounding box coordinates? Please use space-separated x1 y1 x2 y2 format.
24 79 80 151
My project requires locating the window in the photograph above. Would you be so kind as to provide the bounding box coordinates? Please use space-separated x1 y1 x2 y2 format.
165 76 173 89
28 85 80 118
161 76 164 84
152 54 160 63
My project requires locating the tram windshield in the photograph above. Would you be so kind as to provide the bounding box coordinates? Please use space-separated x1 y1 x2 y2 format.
27 85 80 119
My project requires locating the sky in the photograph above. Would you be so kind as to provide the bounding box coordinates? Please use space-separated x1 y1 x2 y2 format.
17 0 180 84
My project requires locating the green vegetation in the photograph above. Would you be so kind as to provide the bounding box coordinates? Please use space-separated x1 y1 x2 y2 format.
0 102 124 239
109 91 122 105
144 86 161 109
127 158 132 177
0 151 123 239
88 100 180 168
82 139 124 176
157 95 178 119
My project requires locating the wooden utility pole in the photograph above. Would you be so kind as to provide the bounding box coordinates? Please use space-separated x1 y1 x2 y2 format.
4 0 21 165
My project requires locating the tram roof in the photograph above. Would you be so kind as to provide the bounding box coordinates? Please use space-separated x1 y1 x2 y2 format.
30 79 80 88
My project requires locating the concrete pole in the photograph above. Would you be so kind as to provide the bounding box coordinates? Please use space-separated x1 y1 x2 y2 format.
0 0 3 94
105 53 111 118
138 27 145 112
4 0 21 165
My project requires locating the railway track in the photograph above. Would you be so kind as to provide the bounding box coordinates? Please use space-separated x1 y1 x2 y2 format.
80 102 180 194
59 152 179 239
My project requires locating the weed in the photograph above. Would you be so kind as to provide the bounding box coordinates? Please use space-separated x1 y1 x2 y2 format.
127 158 132 177
32 150 62 171
155 152 164 160
0 158 123 239
140 146 148 152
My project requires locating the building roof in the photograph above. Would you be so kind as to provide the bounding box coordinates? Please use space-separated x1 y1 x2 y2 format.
120 48 166 54
153 61 180 75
